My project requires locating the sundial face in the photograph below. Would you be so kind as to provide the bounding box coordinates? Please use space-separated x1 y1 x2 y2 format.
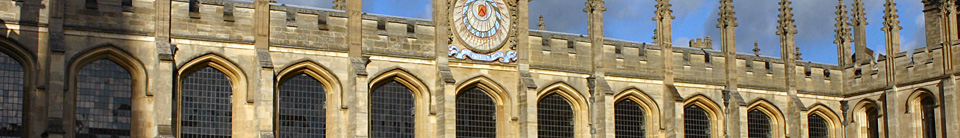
452 0 512 53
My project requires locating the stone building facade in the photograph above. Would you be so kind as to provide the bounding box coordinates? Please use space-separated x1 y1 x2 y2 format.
0 0 957 138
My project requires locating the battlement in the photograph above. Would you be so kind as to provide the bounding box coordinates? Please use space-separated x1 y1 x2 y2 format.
531 30 843 95
688 36 713 49
844 45 950 95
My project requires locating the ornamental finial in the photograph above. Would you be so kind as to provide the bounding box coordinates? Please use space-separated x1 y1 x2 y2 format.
777 0 797 35
851 0 867 26
881 0 901 32
795 47 803 60
538 15 546 30
753 42 761 56
834 0 852 45
716 0 737 28
333 0 345 10
654 0 674 21
583 0 606 13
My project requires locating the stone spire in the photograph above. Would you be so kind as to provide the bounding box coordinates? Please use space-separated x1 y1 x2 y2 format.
882 0 901 85
753 42 761 56
777 0 803 137
653 0 681 138
834 0 852 67
333 0 345 10
538 15 545 30
851 0 870 65
716 0 744 137
583 0 611 137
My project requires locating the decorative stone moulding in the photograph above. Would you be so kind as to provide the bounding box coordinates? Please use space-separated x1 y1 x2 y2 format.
448 45 517 63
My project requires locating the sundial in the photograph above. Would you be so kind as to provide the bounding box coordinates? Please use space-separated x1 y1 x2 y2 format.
448 0 517 63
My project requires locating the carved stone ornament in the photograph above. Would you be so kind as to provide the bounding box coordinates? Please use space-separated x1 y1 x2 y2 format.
451 0 513 54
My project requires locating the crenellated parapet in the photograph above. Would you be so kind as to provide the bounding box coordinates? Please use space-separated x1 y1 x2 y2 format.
528 30 843 96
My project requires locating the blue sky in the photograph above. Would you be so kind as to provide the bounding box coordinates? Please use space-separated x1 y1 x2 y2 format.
274 0 926 65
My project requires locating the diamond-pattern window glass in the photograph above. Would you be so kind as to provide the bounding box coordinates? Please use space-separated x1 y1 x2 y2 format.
748 109 772 138
456 88 497 138
76 59 132 138
684 105 710 138
808 114 829 138
0 52 23 138
278 74 326 138
615 99 645 138
181 67 232 138
370 81 415 138
538 93 573 138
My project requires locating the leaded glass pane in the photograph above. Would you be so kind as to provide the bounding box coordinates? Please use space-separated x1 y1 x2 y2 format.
615 99 645 138
921 97 936 138
0 52 23 138
181 67 232 138
278 74 326 138
808 114 829 138
538 93 573 138
684 105 709 138
370 81 415 138
76 59 132 138
456 88 496 138
748 109 772 138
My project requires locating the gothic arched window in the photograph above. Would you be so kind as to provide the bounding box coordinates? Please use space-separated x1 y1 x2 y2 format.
808 114 829 138
0 52 24 137
748 109 772 138
370 81 415 137
684 105 709 138
278 74 326 138
180 67 232 138
615 99 645 138
75 59 132 138
538 93 574 138
921 96 936 138
456 88 496 137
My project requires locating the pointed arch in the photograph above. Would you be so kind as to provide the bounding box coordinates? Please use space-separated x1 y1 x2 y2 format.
682 95 724 138
906 89 939 138
367 68 431 137
807 104 842 138
274 61 342 137
369 69 430 99
613 88 661 138
454 76 511 137
853 99 883 138
536 82 589 138
456 76 510 106
65 46 151 138
175 54 249 137
0 37 37 137
747 99 787 138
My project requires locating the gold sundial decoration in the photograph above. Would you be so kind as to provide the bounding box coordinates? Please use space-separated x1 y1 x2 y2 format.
452 0 512 53
448 0 517 63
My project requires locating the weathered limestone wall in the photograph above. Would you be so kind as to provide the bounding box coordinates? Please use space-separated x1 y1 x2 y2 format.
0 0 956 138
